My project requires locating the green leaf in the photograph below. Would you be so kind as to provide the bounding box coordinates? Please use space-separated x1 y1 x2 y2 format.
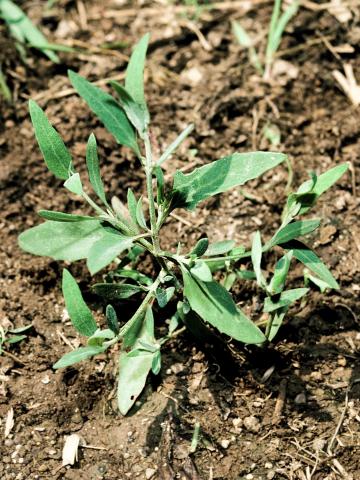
154 166 165 205
38 210 94 222
127 188 138 227
87 233 133 275
151 351 161 375
283 240 339 289
251 231 266 288
68 70 140 155
53 345 106 369
125 33 149 109
304 269 331 292
117 350 153 415
264 288 309 313
106 305 119 334
64 172 83 195
112 268 153 286
29 100 72 179
86 133 107 205
172 152 286 210
181 267 266 344
6 335 27 344
205 240 235 256
9 325 33 334
190 261 212 282
156 287 175 308
268 250 293 295
232 20 253 48
62 269 97 336
0 0 59 62
266 219 321 249
267 307 288 342
110 81 148 136
19 220 113 262
87 328 115 346
191 238 209 257
136 196 147 229
92 283 145 300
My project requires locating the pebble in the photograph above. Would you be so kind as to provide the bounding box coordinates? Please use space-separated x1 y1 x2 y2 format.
294 392 307 404
220 439 230 449
145 468 156 479
243 416 261 433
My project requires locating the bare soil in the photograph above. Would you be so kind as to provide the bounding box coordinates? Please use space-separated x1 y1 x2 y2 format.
0 1 359 479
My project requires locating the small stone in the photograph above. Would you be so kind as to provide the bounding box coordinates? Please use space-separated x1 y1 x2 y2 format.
267 472 275 479
338 357 347 367
123 453 130 459
313 438 326 451
38 464 48 472
243 416 261 433
220 439 230 449
245 474 254 480
145 468 156 479
294 393 307 404
265 462 273 469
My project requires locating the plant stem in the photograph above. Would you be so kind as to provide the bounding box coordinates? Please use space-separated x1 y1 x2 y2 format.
143 133 159 251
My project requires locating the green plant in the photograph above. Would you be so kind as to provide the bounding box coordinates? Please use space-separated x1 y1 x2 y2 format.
0 324 32 355
232 0 299 80
19 34 348 415
0 0 72 64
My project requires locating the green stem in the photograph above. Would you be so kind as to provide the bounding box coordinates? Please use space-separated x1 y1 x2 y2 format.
143 133 159 251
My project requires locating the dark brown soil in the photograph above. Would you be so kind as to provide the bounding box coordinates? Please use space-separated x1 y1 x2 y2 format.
1 1 359 479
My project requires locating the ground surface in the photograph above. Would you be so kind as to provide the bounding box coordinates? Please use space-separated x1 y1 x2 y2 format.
0 1 360 479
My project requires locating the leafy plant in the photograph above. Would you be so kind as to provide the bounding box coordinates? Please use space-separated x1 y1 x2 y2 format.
19 33 348 415
0 324 32 355
232 0 299 80
0 0 71 63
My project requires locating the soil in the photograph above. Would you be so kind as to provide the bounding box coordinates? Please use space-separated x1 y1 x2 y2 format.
0 1 360 479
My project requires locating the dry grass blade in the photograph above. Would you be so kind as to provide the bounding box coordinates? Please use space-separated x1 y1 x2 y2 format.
4 407 14 438
333 64 360 106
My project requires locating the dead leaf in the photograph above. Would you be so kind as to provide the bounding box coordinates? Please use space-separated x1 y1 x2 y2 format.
4 407 14 438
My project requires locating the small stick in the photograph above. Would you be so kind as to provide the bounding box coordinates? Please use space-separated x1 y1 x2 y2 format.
327 390 349 456
272 379 287 425
2 350 25 366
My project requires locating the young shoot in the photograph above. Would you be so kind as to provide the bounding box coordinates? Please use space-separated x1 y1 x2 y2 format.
232 0 299 81
19 33 348 415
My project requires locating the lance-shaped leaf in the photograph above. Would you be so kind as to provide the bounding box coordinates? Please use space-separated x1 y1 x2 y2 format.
87 328 115 346
110 81 148 136
172 152 286 210
19 220 112 262
181 267 266 344
117 306 157 415
38 210 94 222
62 269 97 336
92 283 145 300
251 231 266 288
268 250 293 295
156 287 175 308
64 172 83 195
106 305 119 334
283 240 339 289
191 238 209 257
29 100 72 179
264 288 308 313
86 133 107 205
68 70 140 155
190 261 212 282
125 33 149 110
267 307 288 342
87 233 134 275
53 345 106 369
265 219 321 249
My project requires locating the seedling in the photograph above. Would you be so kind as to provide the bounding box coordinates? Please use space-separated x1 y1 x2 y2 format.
0 324 32 355
19 34 348 415
0 0 72 64
232 0 299 80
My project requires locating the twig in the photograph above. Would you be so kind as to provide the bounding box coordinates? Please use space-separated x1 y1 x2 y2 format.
327 390 349 455
2 350 25 366
272 379 287 425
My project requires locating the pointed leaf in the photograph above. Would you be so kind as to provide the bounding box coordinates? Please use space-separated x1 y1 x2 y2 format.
136 196 147 229
68 70 139 155
264 287 308 313
283 240 339 289
29 100 72 179
267 307 288 342
181 267 266 344
86 133 107 205
110 81 148 136
92 283 145 300
266 219 321 249
19 220 112 262
190 261 212 282
191 238 209 257
62 269 97 336
38 210 94 222
268 250 293 295
205 240 235 256
156 287 175 308
106 305 119 334
125 33 149 108
53 345 105 369
172 152 286 210
251 231 266 288
87 328 115 346
157 124 194 166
